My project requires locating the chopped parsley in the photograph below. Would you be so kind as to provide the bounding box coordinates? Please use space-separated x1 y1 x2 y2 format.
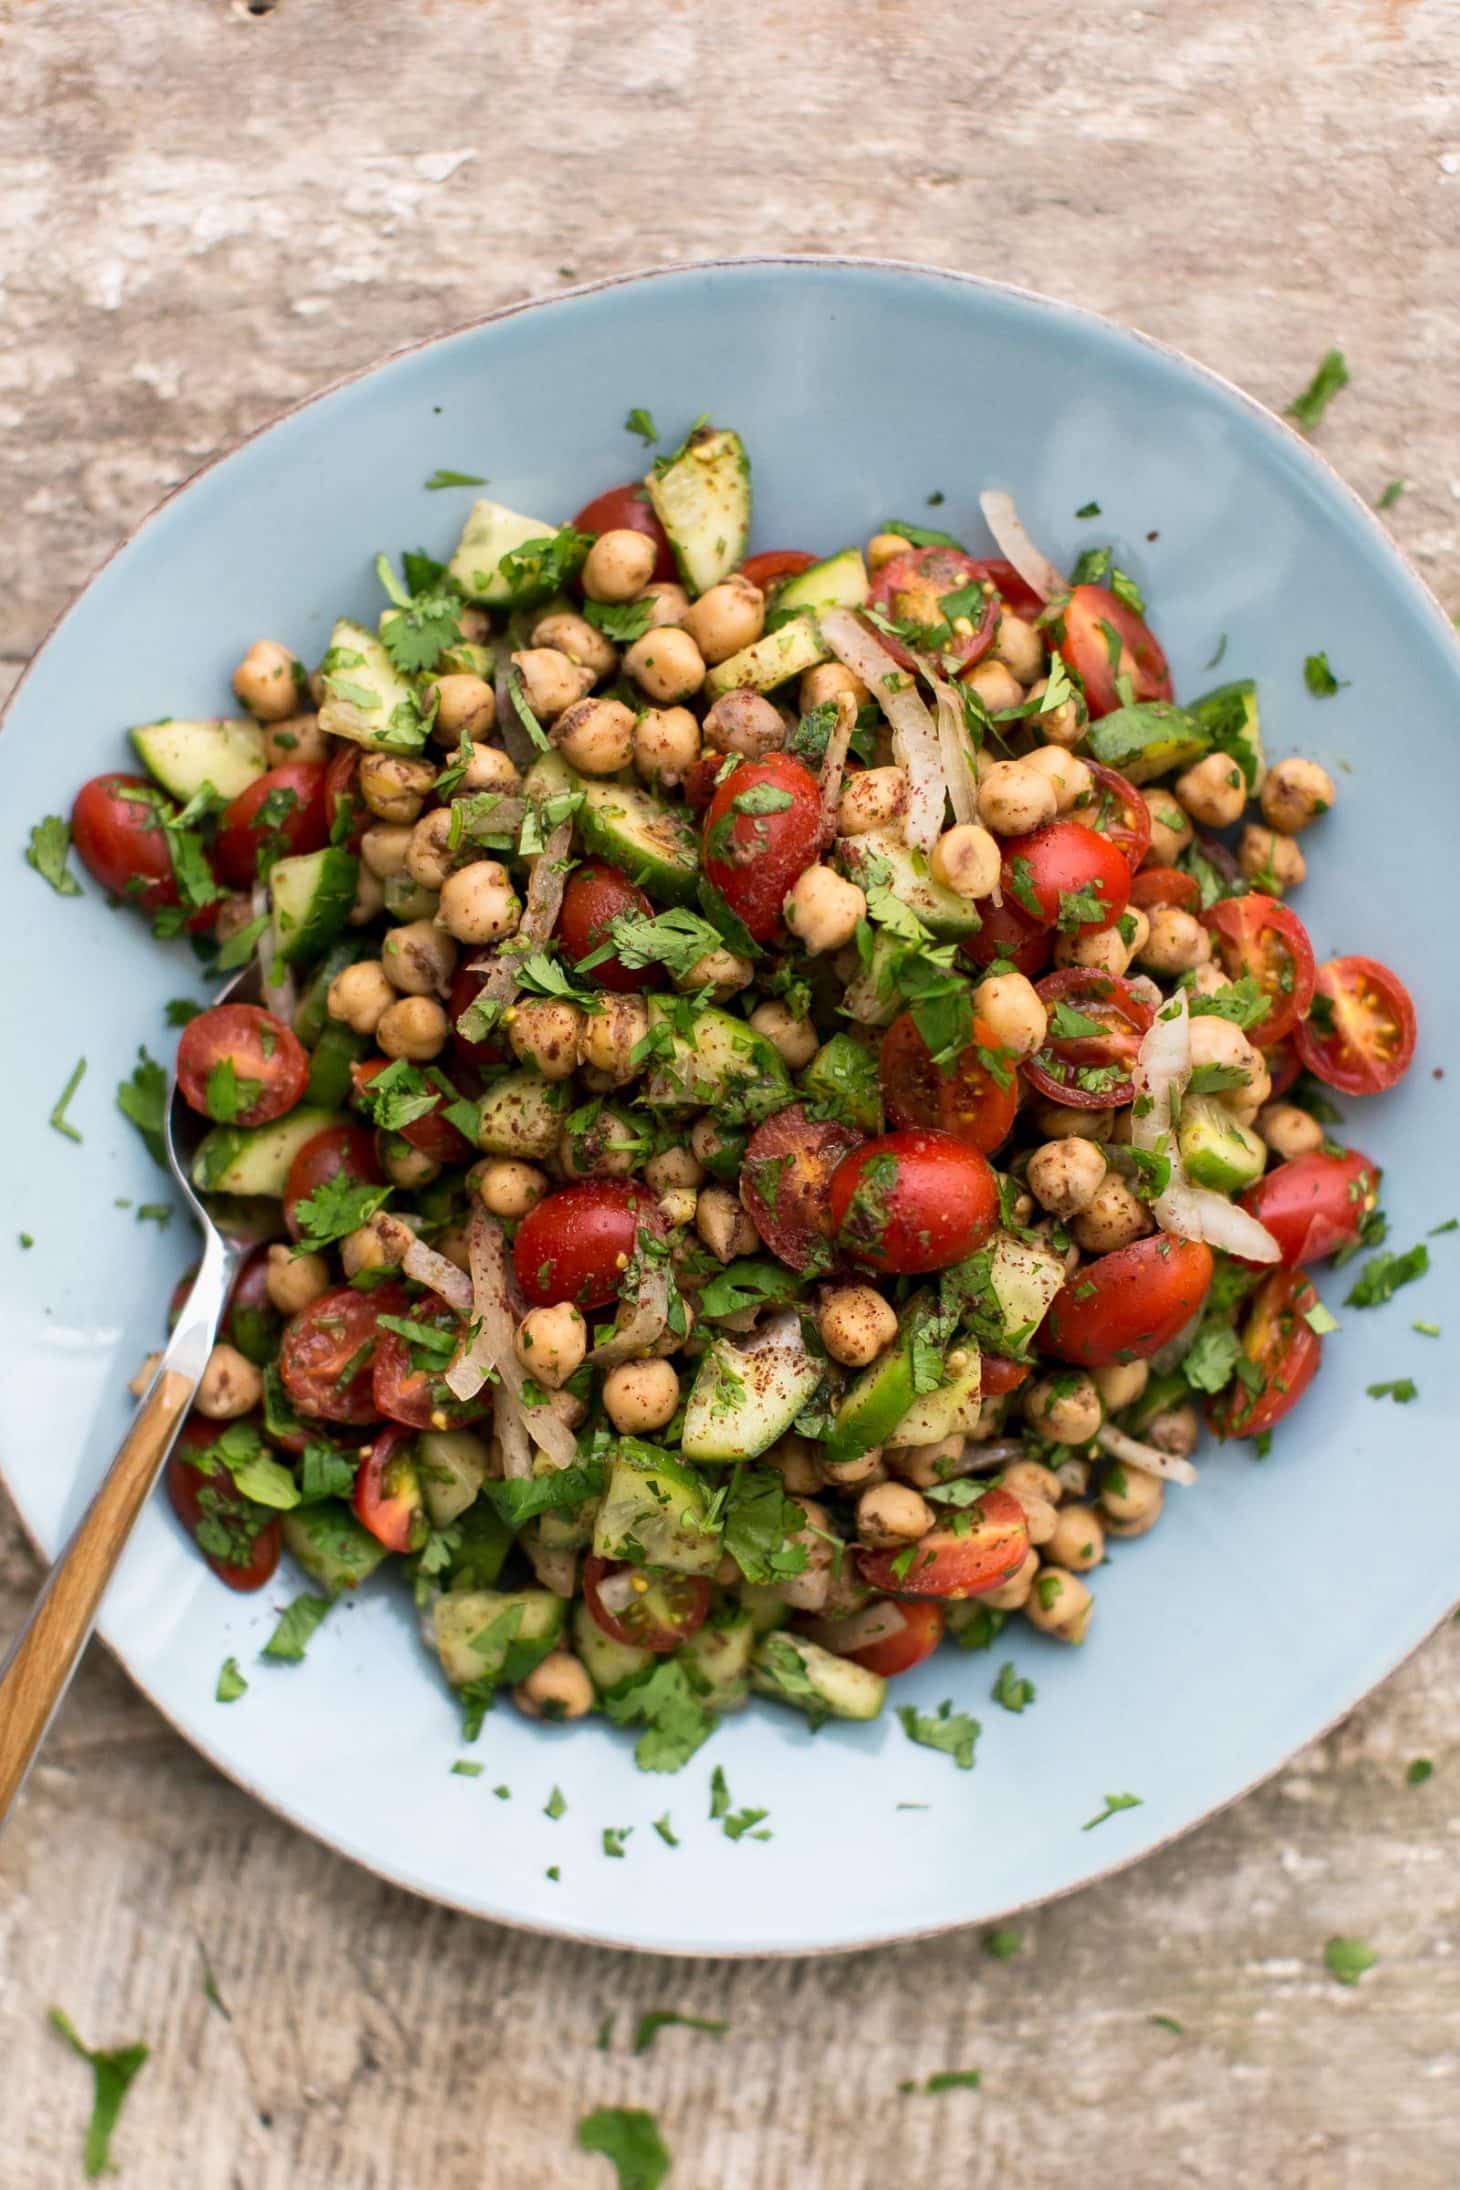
116 1049 169 1167
602 1826 632 1859
1303 651 1347 696
49 1056 87 1143
424 468 486 489
1406 1758 1434 1786
215 1657 247 1703
260 1593 331 1663
899 2070 982 2095
48 2008 150 2181
291 1172 392 1251
897 1699 979 1771
576 2107 671 2190
1377 478 1406 509
544 1785 567 1820
1286 348 1349 433
1344 1242 1428 1309
991 1662 1036 1714
1324 1936 1378 1987
624 407 658 444
26 814 83 896
1082 1791 1143 1831
984 1927 1023 1959
603 1659 716 1773
1366 1377 1417 1404
631 2010 727 2055
1075 500 1102 519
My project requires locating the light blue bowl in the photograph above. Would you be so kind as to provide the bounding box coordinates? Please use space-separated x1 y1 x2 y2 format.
2 259 1456 1957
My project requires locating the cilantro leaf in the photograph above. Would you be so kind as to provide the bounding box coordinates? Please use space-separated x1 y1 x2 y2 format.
1303 651 1347 697
26 814 83 896
299 1440 358 1502
1286 349 1350 433
483 1463 606 1529
1366 1377 1417 1403
880 518 969 551
602 1659 717 1773
203 1055 264 1124
1406 1757 1434 1785
1180 1321 1243 1395
631 2010 727 2055
1377 479 1406 509
1082 1791 1143 1830
48 2009 149 2180
424 468 486 489
579 906 726 984
584 595 655 645
1344 1242 1429 1309
116 1048 169 1168
991 1661 1036 1714
216 1657 247 1702
984 1927 1023 1959
719 1466 810 1585
260 1593 331 1663
624 407 658 444
899 2070 982 2095
1324 1936 1378 1987
1187 975 1271 1032
291 1172 392 1250
898 1699 979 1771
1075 500 1101 519
1047 1000 1109 1042
576 2106 671 2190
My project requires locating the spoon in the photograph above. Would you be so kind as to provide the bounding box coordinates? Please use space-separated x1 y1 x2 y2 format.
0 962 275 1821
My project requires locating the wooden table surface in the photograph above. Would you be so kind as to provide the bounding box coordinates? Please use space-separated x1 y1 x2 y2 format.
3 2 1459 2183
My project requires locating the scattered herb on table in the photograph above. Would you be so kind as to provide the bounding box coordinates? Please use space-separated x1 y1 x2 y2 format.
48 2008 149 2180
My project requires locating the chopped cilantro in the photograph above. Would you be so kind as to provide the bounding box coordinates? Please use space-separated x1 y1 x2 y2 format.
602 1826 632 1859
48 2008 149 2180
897 1699 979 1771
451 1760 484 1778
984 1927 1022 1959
624 407 658 444
991 1662 1036 1715
1047 1000 1109 1042
1082 1792 1142 1831
1181 1322 1243 1395
603 1659 716 1773
576 2106 671 2190
116 1049 169 1167
653 1813 678 1847
291 1172 392 1251
424 468 486 489
1377 478 1406 509
25 814 83 896
1324 1936 1378 1987
1075 500 1102 519
631 2010 727 2055
1413 1321 1441 1338
1149 2014 1185 2035
719 1466 810 1585
484 1463 606 1530
1406 1758 1434 1786
544 1785 567 1820
260 1593 331 1663
203 1055 263 1125
49 1056 87 1143
1366 1378 1417 1404
899 2070 982 2095
585 595 655 645
1303 651 1347 696
879 518 968 551
215 1657 247 1703
1286 348 1350 433
1344 1242 1428 1309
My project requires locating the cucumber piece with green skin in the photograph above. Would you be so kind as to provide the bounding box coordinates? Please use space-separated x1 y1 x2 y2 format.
704 614 828 701
986 1232 1067 1348
270 845 358 965
447 499 561 604
418 1428 490 1527
750 1631 886 1722
476 1071 567 1159
887 1341 983 1448
771 546 869 620
682 1605 756 1709
524 750 699 904
739 1582 791 1636
317 618 426 754
293 937 370 1047
191 1104 343 1196
281 1506 388 1595
825 1291 939 1466
798 1034 884 1132
129 717 267 803
1083 700 1210 785
304 1021 369 1110
640 999 792 1124
1188 678 1264 791
573 1598 654 1696
842 928 904 1028
436 638 496 681
835 827 984 941
1177 1093 1266 1192
592 1440 723 1574
432 1588 565 1688
645 426 751 596
680 1312 823 1465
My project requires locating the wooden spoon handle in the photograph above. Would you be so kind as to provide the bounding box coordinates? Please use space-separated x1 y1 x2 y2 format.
0 1368 193 1820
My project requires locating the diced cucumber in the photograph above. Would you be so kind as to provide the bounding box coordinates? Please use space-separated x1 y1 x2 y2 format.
798 1033 884 1133
524 751 699 904
191 1105 343 1196
293 937 370 1047
382 873 440 922
270 845 358 966
680 1313 823 1465
645 426 751 596
592 1441 722 1574
1189 678 1264 791
750 1631 886 1722
739 1582 790 1636
281 1506 388 1595
447 498 561 604
704 614 828 701
771 547 868 619
1177 1094 1266 1192
1083 701 1210 785
640 999 792 1124
443 1502 514 1591
987 1232 1067 1349
317 618 426 754
418 1428 490 1527
536 1493 599 1552
681 1605 755 1709
129 717 266 802
475 1071 567 1159
573 1598 653 1696
887 1342 983 1448
842 928 903 1027
436 638 496 681
836 827 983 941
825 1292 935 1466
432 1588 565 1688
304 1022 368 1110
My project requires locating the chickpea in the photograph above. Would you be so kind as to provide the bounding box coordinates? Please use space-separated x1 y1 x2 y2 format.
360 753 436 825
1147 1405 1199 1459
514 1651 594 1722
748 999 819 1069
837 767 908 836
696 1184 759 1262
1090 1363 1146 1417
992 610 1045 685
437 860 521 946
1261 756 1335 835
1189 1014 1262 1088
1100 1462 1164 1535
563 1107 643 1181
341 1208 417 1275
1186 961 1228 1000
406 807 455 891
322 960 388 1037
1072 1175 1152 1254
457 743 521 798
583 528 658 603
262 711 327 766
977 758 1058 837
819 1285 898 1367
677 948 753 1000
683 576 764 665
1034 1101 1114 1143
1145 791 1194 865
931 823 1001 899
821 1446 888 1490
703 689 785 760
1055 921 1132 978
578 994 649 1082
514 1301 588 1388
1258 1101 1324 1161
980 1546 1040 1612
348 865 386 927
1047 1503 1105 1572
1227 1055 1272 1128
264 1243 330 1316
766 1435 823 1497
602 1359 681 1435
963 659 1024 714
784 864 866 954
1024 1566 1093 1642
553 696 636 776
515 646 594 719
430 673 497 740
622 626 706 703
475 1159 548 1219
1239 823 1305 893
1024 1371 1102 1446
532 610 617 681
1027 1136 1107 1218
690 1115 742 1172
195 1343 263 1420
633 706 701 786
507 996 584 1081
637 581 692 629
377 995 449 1061
360 824 413 881
1176 751 1247 829
1138 905 1211 976
866 531 912 569
652 1185 696 1228
1001 1458 1062 1507
1024 677 1083 748
976 970 1047 1058
856 1481 932 1549
800 661 870 712
232 638 303 722
1025 744 1092 813
381 919 456 996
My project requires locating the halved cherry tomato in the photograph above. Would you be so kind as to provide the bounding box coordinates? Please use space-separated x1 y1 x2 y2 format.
283 1123 383 1241
739 1105 861 1272
351 1056 474 1165
1293 956 1417 1096
71 773 211 919
859 1488 1029 1600
879 1012 1018 1155
740 549 817 593
1055 583 1173 719
353 1423 428 1551
1203 894 1316 1046
1043 1234 1215 1366
323 745 366 851
867 546 998 672
225 1246 283 1367
372 1296 487 1430
829 1128 1000 1275
1262 1036 1300 1102
213 761 329 887
1001 820 1131 933
177 1003 308 1127
1240 1148 1380 1267
572 481 675 582
979 1353 1030 1395
558 859 658 992
165 1415 281 1590
1209 1267 1323 1438
278 1282 402 1424
1129 864 1200 912
582 1555 711 1653
1023 969 1155 1110
960 894 1053 979
702 751 823 943
1078 761 1152 872
513 1180 649 1310
682 751 727 813
448 963 506 1071
980 557 1046 620
842 1600 946 1678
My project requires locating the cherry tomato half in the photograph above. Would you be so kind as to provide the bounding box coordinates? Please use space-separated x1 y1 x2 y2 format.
373 1297 487 1430
513 1180 649 1310
867 547 998 672
1262 1036 1300 1102
829 1129 1000 1275
71 773 191 916
1078 762 1152 873
859 1488 1029 1600
1001 820 1131 933
979 1353 1031 1395
165 1415 281 1591
682 751 727 814
323 745 366 852
960 894 1053 979
1023 969 1155 1110
1203 894 1316 1047
177 1003 308 1128
739 1105 862 1273
702 751 823 943
879 1011 1018 1155
353 1423 428 1551
351 1056 474 1166
572 481 676 582
1209 1267 1323 1438
1056 583 1173 719
558 859 658 992
1239 1148 1381 1267
278 1282 402 1424
1293 955 1417 1096
740 549 817 593
448 963 506 1072
213 761 329 887
283 1123 383 1241
582 1555 711 1653
841 1600 946 1678
225 1246 283 1367
1129 864 1200 913
1042 1234 1215 1366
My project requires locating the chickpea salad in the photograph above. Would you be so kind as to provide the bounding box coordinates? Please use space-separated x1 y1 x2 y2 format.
61 419 1419 1773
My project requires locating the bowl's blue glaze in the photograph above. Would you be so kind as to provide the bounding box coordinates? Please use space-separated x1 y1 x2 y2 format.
2 260 1456 1956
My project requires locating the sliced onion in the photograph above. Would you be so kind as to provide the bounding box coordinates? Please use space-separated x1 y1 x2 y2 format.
927 673 978 827
816 689 857 844
1098 1420 1198 1488
1131 992 1281 1264
978 489 1067 604
496 1384 535 1480
591 1225 671 1368
451 1207 581 1468
820 607 945 852
402 1239 473 1318
524 1533 577 1598
800 1601 908 1655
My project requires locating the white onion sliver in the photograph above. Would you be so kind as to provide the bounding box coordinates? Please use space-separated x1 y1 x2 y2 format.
402 1239 473 1318
820 607 945 852
1098 1421 1198 1489
453 1208 581 1467
978 488 1067 603
928 673 978 827
591 1242 670 1369
496 1384 534 1480
1131 993 1281 1264
816 689 857 843
802 1602 908 1656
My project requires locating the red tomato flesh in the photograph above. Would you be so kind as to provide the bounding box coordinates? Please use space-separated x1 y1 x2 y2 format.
859 1488 1029 1600
513 1181 649 1310
558 859 658 992
72 773 190 915
582 1555 711 1653
879 1011 1018 1155
1240 1148 1380 1267
842 1600 945 1677
1043 1234 1215 1366
351 1056 474 1165
177 1003 308 1127
572 482 675 582
372 1297 487 1429
214 761 328 887
1129 864 1200 912
828 1129 1000 1275
1203 894 1316 1047
1023 969 1155 1110
323 745 366 851
867 547 998 672
278 1282 401 1424
353 1423 427 1551
1079 762 1152 873
448 963 507 1071
1209 1268 1323 1438
1293 955 1416 1096
225 1245 284 1366
1056 584 1173 719
1001 820 1131 933
960 894 1053 979
979 1353 1031 1395
702 752 823 943
283 1123 383 1241
165 1415 281 1590
740 549 817 593
739 1105 862 1272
